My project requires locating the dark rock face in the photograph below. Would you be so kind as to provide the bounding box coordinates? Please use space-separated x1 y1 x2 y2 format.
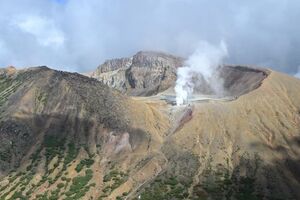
0 120 32 171
190 65 269 97
97 57 132 73
220 65 269 97
91 51 184 96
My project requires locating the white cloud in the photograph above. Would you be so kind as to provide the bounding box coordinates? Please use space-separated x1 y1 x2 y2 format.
0 0 300 73
12 15 65 47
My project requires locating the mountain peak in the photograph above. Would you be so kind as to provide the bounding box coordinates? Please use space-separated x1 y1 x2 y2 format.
91 50 184 96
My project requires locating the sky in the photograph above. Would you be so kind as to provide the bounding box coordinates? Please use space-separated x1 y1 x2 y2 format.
0 0 300 75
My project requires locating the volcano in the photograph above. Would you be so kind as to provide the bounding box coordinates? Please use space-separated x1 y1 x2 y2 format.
0 52 299 200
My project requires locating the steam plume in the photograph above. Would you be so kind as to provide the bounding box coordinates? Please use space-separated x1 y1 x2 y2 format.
175 41 228 106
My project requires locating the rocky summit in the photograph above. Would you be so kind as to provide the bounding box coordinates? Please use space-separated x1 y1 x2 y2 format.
91 51 183 96
0 52 299 200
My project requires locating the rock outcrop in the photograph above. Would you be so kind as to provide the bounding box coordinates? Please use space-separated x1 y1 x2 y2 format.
91 52 269 99
91 51 184 96
0 66 17 77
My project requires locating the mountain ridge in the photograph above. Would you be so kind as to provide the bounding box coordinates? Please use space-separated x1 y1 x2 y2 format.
90 51 184 96
0 54 299 199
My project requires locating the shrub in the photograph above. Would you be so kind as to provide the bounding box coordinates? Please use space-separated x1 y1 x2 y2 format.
64 143 78 166
63 169 93 199
75 158 95 173
57 182 65 188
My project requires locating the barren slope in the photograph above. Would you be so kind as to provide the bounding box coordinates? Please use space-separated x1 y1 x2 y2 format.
164 70 300 199
129 69 300 200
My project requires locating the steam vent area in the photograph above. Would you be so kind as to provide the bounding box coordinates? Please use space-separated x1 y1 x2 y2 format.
148 65 269 105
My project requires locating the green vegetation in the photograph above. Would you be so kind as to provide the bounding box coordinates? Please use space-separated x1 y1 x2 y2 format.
64 169 93 199
136 148 198 200
0 166 92 200
57 183 65 188
103 169 126 182
0 170 35 200
7 173 19 183
75 158 94 173
191 154 262 200
137 176 189 200
48 142 79 185
0 148 11 162
195 167 259 200
43 135 66 176
115 192 129 200
0 75 22 108
29 145 43 164
101 169 128 198
36 192 49 200
44 135 65 163
64 143 79 167
48 188 60 200
4 138 82 200
35 90 48 105
8 191 28 200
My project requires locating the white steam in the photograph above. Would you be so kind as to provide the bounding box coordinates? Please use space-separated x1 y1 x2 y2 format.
175 41 228 106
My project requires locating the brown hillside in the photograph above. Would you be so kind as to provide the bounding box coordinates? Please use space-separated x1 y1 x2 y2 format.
0 65 299 200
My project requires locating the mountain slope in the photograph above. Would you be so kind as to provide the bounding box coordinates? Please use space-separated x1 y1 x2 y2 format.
164 70 300 199
0 65 299 200
0 66 168 200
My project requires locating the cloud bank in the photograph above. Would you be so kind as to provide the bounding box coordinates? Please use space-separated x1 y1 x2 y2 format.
0 0 300 74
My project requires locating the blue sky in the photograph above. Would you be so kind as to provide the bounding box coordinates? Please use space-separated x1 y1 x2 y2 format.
52 0 66 4
0 0 299 75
